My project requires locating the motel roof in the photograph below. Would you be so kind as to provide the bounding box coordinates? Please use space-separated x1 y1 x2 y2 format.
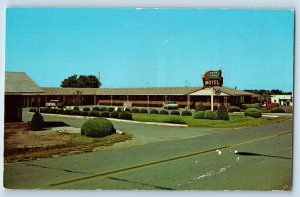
42 86 253 96
5 72 45 95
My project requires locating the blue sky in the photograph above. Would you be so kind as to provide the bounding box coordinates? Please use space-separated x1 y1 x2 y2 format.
5 8 294 91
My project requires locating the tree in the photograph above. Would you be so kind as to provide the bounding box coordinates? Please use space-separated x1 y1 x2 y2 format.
61 75 101 88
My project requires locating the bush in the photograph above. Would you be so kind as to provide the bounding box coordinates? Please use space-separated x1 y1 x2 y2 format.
83 107 91 112
204 110 218 120
140 109 148 114
194 111 205 119
99 111 110 117
107 107 114 112
110 111 119 118
100 107 107 111
89 111 100 117
29 108 36 113
150 109 159 114
270 107 285 113
119 111 133 120
217 103 230 120
159 110 169 115
92 107 100 111
44 108 52 113
170 110 180 116
181 110 192 116
71 110 81 116
162 116 186 124
132 108 140 113
74 106 79 111
124 108 131 112
80 111 89 116
81 118 115 138
227 106 240 112
30 112 45 131
56 109 64 114
63 110 73 115
40 108 47 113
195 103 206 111
242 104 260 110
244 108 262 118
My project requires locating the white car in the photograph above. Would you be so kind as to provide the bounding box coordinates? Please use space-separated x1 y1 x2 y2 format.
163 101 179 109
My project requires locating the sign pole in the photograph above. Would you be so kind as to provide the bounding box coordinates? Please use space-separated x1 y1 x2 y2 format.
211 87 214 111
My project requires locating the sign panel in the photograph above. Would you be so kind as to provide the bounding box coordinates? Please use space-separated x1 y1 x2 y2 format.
202 70 223 87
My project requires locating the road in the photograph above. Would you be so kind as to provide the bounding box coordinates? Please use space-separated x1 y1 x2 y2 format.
4 112 293 190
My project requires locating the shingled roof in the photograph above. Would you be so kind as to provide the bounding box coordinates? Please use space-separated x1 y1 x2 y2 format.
5 72 45 95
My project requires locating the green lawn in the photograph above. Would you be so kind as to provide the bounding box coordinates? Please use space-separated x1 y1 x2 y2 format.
132 113 289 128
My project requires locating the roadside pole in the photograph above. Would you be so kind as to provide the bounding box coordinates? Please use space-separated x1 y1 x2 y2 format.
211 87 214 111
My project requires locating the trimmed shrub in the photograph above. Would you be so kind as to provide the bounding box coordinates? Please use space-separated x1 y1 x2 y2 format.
92 107 100 111
170 110 180 116
244 108 262 118
159 110 169 115
99 111 110 117
140 109 148 114
217 103 230 120
44 108 52 113
162 116 186 124
80 111 89 116
194 111 205 119
227 106 240 112
110 111 119 118
181 110 192 116
107 107 114 112
29 108 36 113
64 110 73 115
74 106 79 111
81 118 115 138
100 107 107 111
40 108 47 113
150 109 159 114
270 107 285 113
56 109 64 114
71 110 81 116
242 104 260 110
124 108 131 112
132 108 140 113
30 112 45 131
89 111 100 117
119 111 133 120
195 103 206 111
204 110 218 120
50 109 57 114
83 107 91 112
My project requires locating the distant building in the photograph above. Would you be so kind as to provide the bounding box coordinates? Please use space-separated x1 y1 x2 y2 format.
271 94 293 106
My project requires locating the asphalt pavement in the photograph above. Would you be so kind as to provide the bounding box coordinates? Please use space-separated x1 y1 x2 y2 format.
4 114 293 190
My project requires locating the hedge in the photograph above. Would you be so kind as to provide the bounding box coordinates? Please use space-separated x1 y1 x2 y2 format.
181 110 192 116
119 111 133 120
89 111 100 117
227 106 240 112
100 107 107 112
132 108 140 113
110 111 119 118
74 106 80 111
204 110 218 120
80 111 89 116
270 107 285 113
29 108 36 113
83 107 91 112
56 109 64 114
150 109 159 114
92 107 100 111
140 109 148 114
162 116 186 124
194 111 205 119
64 110 73 115
99 111 110 117
107 107 115 112
81 118 115 138
244 108 262 118
242 104 260 110
159 110 169 115
124 108 131 112
170 110 180 116
195 103 206 111
71 110 81 116
217 103 230 120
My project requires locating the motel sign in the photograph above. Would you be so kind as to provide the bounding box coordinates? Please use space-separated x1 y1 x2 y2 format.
202 70 223 87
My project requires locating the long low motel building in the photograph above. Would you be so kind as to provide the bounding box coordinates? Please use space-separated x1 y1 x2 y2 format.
40 86 253 109
6 72 254 112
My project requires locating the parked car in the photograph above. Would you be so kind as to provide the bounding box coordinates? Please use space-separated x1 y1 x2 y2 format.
163 101 179 109
45 100 63 108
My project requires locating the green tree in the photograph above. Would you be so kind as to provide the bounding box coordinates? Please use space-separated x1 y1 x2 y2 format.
61 75 101 88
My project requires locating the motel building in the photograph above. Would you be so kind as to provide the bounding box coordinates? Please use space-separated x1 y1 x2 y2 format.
5 71 255 123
